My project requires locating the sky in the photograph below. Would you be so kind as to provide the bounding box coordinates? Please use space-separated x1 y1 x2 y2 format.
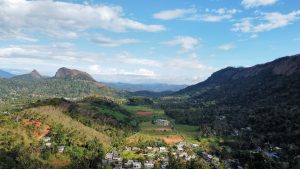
0 0 299 84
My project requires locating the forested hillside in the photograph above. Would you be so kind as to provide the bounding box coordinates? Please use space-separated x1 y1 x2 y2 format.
160 54 300 168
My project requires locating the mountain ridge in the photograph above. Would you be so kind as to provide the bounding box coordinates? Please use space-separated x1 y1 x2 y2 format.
177 54 300 94
54 67 96 82
0 69 15 78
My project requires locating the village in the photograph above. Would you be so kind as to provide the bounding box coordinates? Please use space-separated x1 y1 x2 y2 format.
100 118 220 169
101 141 218 169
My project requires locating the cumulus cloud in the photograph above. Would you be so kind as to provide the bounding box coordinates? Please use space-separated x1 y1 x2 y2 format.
163 36 200 53
153 8 239 22
232 10 300 33
242 0 278 8
188 8 239 22
89 65 158 77
153 8 196 20
218 43 236 50
91 35 139 47
0 0 165 40
0 43 93 62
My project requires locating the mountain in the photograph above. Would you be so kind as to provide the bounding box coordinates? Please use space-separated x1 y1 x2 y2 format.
163 54 300 147
0 68 124 101
178 54 300 95
12 69 43 80
54 67 96 82
105 82 187 92
0 69 15 78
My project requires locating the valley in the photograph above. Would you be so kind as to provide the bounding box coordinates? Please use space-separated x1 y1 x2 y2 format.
0 54 300 169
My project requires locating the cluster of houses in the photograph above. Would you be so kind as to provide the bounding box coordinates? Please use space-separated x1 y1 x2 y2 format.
103 146 170 169
42 136 65 153
102 142 204 169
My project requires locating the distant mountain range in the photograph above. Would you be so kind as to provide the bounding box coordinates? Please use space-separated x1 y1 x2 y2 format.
0 70 15 78
0 67 119 100
105 82 187 92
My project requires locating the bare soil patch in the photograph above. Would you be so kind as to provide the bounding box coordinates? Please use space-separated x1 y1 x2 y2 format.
135 111 153 116
163 135 184 144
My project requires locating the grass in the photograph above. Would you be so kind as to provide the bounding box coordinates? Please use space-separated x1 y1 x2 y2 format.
27 106 111 148
121 151 145 160
97 107 128 122
174 124 199 140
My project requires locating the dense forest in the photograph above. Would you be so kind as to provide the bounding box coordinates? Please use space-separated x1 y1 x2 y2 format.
160 55 300 168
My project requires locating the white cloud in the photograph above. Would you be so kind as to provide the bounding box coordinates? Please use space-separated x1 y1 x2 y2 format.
188 8 239 22
153 8 196 20
89 65 158 77
242 0 278 8
232 10 300 33
91 35 139 47
163 36 200 53
218 43 236 50
0 0 165 40
0 43 94 62
154 8 239 22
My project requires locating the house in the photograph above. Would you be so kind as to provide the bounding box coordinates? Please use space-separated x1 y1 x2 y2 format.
179 152 188 158
124 160 134 168
145 153 154 158
159 147 167 153
192 144 199 148
146 146 153 150
133 161 142 169
43 136 51 142
152 147 159 152
154 119 170 126
45 142 52 148
185 155 196 161
105 153 113 160
177 142 187 149
113 157 122 162
132 147 141 151
144 161 154 169
112 150 119 157
57 146 65 153
201 152 213 161
125 147 132 151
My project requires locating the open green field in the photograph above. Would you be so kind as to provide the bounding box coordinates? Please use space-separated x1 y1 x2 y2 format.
121 105 169 121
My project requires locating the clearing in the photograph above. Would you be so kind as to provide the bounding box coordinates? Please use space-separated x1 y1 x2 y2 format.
135 111 153 117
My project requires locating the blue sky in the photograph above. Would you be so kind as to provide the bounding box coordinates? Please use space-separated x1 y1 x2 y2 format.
0 0 299 84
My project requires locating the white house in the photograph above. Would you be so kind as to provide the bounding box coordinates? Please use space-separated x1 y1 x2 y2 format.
133 161 142 169
57 146 65 153
105 153 113 160
155 119 170 126
159 147 167 153
43 137 51 142
144 161 154 169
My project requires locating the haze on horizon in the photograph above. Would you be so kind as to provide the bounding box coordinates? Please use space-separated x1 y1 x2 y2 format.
0 0 299 84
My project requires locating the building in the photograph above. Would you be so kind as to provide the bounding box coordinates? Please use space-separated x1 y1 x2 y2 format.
124 160 134 168
57 146 65 153
159 147 168 153
202 152 213 161
144 161 154 169
154 119 170 126
43 136 51 142
132 147 141 151
133 161 142 169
